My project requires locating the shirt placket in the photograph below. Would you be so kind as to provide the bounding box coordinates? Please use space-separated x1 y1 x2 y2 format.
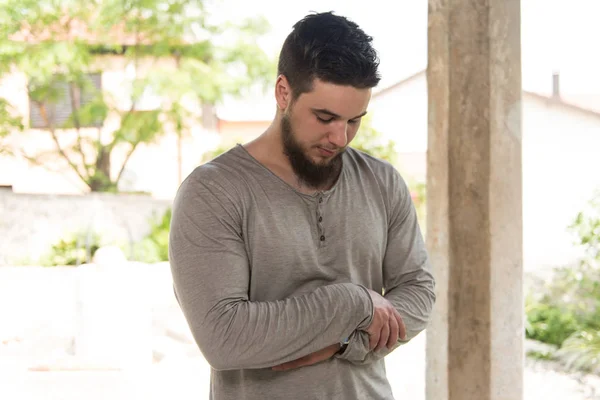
316 193 326 247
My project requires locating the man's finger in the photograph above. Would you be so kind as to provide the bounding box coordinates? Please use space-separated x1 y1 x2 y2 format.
272 344 339 371
376 319 390 351
387 313 399 349
272 355 311 371
271 353 316 371
395 311 407 341
368 328 380 350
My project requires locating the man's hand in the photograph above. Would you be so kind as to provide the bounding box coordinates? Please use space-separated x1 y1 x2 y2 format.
271 343 340 371
365 289 406 351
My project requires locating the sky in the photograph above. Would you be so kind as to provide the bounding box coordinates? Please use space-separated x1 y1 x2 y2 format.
520 0 600 98
213 0 428 89
211 0 600 118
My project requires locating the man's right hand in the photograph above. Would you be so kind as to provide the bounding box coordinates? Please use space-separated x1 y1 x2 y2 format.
364 289 406 351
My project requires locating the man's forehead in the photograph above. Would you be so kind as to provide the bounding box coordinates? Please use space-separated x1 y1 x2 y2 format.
311 107 368 120
297 81 371 117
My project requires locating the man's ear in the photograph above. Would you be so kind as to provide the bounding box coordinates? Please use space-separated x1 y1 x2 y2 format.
275 75 293 111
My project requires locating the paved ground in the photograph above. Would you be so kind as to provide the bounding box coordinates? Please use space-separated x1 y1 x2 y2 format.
2 333 600 400
1 265 599 399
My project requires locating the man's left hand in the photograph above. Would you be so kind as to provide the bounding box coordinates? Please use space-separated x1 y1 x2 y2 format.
271 343 341 371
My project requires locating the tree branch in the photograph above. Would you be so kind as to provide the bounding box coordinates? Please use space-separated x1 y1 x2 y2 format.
115 142 139 185
108 23 141 151
68 82 89 176
38 102 89 186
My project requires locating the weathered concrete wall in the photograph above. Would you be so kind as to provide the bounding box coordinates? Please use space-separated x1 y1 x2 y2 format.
0 191 171 265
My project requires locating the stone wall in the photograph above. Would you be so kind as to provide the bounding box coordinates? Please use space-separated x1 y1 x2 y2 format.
0 190 171 265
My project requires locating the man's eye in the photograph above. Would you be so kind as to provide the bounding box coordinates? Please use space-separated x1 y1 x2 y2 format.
348 119 360 125
317 116 334 123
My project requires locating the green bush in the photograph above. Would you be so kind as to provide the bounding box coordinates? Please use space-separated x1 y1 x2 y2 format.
525 265 599 347
134 208 171 263
42 208 174 266
42 232 103 266
557 330 600 374
525 296 580 347
525 190 600 372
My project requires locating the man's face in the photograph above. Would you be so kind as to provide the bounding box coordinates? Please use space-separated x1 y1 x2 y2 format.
281 79 371 188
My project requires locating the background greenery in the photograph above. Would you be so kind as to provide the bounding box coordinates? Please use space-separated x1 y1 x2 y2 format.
525 191 600 373
0 0 274 192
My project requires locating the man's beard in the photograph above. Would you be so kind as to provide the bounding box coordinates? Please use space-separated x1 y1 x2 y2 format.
281 113 344 189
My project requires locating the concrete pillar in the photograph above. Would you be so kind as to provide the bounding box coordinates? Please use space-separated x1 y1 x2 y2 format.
426 1 523 400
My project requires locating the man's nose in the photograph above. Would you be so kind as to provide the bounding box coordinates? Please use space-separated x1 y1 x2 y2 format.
328 121 348 148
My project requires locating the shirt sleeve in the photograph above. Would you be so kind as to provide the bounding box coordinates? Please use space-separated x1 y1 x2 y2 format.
169 170 374 371
336 169 436 365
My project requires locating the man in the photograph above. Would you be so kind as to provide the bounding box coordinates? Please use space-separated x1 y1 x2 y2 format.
169 11 435 400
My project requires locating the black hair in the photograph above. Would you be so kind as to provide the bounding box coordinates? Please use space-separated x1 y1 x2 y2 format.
277 11 380 98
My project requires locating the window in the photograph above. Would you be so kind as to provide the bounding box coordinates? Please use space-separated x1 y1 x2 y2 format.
28 73 103 129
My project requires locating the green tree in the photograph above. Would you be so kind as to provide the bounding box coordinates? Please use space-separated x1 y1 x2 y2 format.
569 190 600 263
351 116 398 165
0 0 274 191
353 117 426 224
525 191 600 372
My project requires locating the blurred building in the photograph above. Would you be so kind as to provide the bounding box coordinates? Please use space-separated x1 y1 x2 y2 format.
369 69 600 271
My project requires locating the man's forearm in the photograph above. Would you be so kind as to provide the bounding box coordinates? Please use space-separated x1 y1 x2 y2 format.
384 274 436 341
175 281 373 371
336 275 435 365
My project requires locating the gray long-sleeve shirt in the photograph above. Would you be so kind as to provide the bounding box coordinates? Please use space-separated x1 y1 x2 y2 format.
168 145 435 400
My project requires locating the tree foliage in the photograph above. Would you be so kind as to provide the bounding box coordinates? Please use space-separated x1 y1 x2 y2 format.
350 115 398 165
0 0 275 191
526 191 600 372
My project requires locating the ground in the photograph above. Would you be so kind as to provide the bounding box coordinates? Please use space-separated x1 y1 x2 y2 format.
1 319 599 399
0 265 599 399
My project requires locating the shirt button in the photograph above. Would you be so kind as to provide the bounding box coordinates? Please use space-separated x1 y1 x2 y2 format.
320 235 325 241
318 216 323 222
319 197 323 203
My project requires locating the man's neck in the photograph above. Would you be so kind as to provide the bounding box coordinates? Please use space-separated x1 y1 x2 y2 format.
243 128 334 195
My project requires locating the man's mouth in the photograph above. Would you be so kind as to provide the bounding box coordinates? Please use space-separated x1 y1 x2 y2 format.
317 147 336 157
